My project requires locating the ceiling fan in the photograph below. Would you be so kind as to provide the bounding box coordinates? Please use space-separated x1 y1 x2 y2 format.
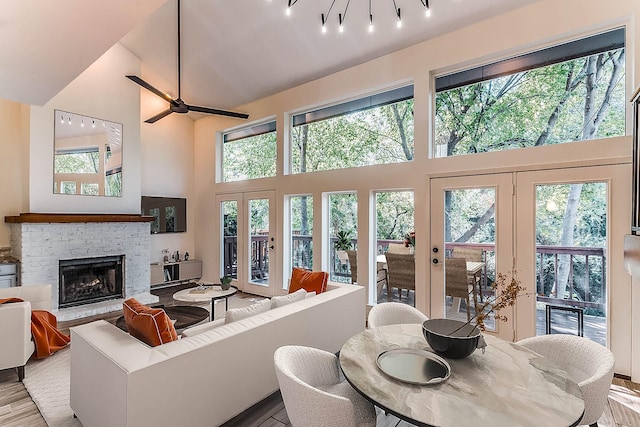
126 0 248 123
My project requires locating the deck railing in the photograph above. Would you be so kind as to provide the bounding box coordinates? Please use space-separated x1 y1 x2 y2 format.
223 236 606 313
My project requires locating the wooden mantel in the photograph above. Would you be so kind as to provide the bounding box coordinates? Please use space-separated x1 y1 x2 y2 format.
4 213 154 224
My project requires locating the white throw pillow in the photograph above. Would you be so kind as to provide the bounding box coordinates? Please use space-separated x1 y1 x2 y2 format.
225 298 271 323
271 289 307 309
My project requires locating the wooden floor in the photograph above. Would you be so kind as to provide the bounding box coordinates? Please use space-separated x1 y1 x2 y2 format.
1 284 639 426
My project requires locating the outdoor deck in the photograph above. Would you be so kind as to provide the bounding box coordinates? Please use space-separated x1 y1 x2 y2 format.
377 288 606 345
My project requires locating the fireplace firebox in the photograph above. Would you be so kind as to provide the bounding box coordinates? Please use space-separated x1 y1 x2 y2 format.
59 255 124 308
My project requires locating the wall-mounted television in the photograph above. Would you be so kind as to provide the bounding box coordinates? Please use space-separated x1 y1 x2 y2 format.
141 196 187 233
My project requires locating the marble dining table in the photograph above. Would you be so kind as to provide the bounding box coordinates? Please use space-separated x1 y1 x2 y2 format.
339 324 585 427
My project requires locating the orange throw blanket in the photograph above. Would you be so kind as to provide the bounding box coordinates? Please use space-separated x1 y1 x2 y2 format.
0 297 70 359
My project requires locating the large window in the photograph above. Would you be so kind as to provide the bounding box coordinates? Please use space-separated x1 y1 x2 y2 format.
435 28 625 158
329 193 357 282
222 121 277 182
287 195 313 284
291 86 414 174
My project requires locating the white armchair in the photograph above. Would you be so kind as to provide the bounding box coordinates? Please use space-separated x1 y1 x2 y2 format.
368 302 428 328
274 345 376 427
517 334 614 427
0 284 52 381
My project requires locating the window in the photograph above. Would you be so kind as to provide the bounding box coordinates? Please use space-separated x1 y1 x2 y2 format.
54 148 100 174
289 195 313 273
329 193 357 282
291 85 414 174
222 121 276 182
435 28 625 158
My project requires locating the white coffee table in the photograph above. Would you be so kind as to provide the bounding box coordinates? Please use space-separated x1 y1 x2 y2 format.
173 284 238 321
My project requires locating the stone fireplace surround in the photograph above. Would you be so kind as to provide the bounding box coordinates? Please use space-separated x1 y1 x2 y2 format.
5 213 159 321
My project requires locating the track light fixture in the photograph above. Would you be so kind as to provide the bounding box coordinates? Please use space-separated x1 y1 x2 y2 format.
284 0 433 34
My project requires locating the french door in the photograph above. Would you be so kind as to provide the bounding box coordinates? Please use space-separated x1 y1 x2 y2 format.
216 190 277 297
430 173 515 341
431 165 629 360
514 165 629 359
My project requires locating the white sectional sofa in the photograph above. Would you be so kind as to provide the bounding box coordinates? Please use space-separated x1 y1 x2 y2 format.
70 282 365 427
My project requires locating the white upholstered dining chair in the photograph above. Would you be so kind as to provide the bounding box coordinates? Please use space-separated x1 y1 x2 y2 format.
368 302 428 328
274 345 376 427
517 334 614 427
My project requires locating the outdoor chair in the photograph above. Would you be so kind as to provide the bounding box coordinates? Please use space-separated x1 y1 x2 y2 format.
368 302 428 328
445 257 475 321
452 246 485 300
274 345 376 427
517 334 614 427
347 250 387 297
386 243 411 254
384 252 415 302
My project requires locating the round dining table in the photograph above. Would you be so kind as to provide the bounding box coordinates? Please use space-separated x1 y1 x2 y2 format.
339 324 585 427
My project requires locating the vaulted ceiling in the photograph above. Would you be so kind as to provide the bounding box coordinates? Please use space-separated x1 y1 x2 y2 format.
1 0 537 110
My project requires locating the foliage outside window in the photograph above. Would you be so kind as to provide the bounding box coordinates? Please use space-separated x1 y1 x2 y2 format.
223 121 276 182
81 183 99 195
435 29 625 157
536 182 606 316
329 193 357 283
291 86 414 174
376 191 414 253
54 150 99 174
289 195 313 275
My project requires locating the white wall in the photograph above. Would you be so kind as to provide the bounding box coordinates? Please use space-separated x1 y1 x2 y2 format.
28 43 142 214
139 84 196 263
0 99 28 246
194 0 639 378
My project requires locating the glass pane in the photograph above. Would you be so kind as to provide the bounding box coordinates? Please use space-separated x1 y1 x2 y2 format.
290 195 313 279
54 151 100 174
249 198 270 285
149 208 160 234
223 131 276 182
535 183 606 345
375 191 414 305
444 188 496 330
81 183 99 195
291 98 414 174
105 172 122 197
221 201 238 279
61 181 76 195
329 193 357 283
435 48 625 158
165 206 176 232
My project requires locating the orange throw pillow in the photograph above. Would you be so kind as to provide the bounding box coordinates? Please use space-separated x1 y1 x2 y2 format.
122 298 178 347
289 268 328 294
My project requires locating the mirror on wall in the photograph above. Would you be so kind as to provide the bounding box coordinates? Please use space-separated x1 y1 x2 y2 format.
53 110 123 197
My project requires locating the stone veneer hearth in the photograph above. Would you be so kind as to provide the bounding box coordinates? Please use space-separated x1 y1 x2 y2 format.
6 213 158 321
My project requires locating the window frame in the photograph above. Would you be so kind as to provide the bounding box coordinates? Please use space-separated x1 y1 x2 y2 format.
289 84 415 175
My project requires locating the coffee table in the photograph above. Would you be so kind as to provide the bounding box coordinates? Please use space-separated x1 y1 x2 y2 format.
172 284 238 320
116 305 209 332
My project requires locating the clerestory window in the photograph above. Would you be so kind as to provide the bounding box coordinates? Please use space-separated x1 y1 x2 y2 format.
222 121 277 182
290 85 414 174
434 28 625 158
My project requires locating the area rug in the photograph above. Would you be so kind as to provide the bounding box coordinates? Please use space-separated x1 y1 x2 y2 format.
22 294 265 426
22 346 81 427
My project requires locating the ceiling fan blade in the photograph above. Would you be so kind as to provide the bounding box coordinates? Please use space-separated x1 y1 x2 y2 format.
126 75 176 105
187 104 249 120
144 109 174 123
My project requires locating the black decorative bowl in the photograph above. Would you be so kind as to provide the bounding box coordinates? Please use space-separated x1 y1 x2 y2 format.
422 318 483 359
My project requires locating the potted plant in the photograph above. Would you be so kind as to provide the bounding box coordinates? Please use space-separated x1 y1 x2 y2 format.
220 276 233 291
334 230 353 251
334 230 353 270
